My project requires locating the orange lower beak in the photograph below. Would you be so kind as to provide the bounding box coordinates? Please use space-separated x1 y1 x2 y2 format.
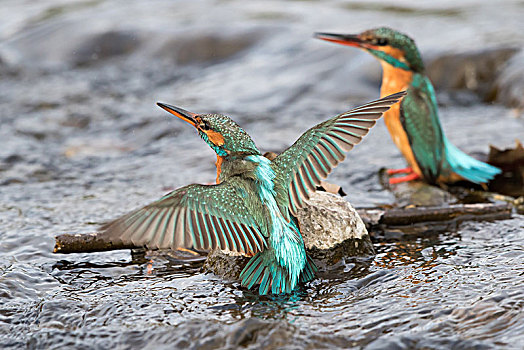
314 32 375 50
157 102 198 126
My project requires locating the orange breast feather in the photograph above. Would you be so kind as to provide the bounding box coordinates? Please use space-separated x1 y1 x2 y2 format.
379 62 422 176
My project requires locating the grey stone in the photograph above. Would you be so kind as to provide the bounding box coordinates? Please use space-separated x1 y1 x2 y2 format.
495 49 524 109
296 191 374 266
426 47 519 104
380 169 456 207
202 250 250 281
390 181 456 207
72 30 142 67
155 31 262 66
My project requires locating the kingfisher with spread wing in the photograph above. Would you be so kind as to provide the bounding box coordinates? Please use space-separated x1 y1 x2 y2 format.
101 92 406 295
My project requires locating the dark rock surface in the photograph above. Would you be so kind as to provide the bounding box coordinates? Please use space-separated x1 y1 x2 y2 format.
202 250 250 281
495 49 524 109
426 47 519 104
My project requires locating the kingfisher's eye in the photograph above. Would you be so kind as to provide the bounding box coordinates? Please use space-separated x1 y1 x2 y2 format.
199 122 210 130
375 37 389 46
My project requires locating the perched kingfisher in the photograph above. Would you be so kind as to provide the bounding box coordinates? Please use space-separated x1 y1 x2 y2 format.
100 92 405 295
315 28 501 185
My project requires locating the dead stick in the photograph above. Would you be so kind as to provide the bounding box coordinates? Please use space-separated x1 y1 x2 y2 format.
357 203 512 229
54 203 512 254
53 232 139 254
380 203 512 225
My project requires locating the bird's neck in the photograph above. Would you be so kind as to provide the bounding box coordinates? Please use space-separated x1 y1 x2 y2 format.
379 60 414 97
217 153 276 196
216 152 263 183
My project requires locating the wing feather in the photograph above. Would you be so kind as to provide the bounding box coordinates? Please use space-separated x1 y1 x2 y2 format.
272 92 406 216
400 76 444 182
100 181 268 255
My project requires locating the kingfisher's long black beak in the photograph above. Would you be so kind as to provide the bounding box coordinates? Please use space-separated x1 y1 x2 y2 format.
157 102 198 127
314 32 370 49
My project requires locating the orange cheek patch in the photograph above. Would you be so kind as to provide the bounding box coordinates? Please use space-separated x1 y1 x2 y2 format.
206 130 225 146
381 46 406 61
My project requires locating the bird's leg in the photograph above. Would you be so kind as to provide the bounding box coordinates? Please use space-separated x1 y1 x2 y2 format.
389 172 421 184
387 167 421 184
387 167 414 175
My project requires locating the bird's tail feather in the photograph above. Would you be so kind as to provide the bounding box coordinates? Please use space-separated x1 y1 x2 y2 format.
443 139 501 184
240 251 292 295
240 251 316 295
300 255 318 283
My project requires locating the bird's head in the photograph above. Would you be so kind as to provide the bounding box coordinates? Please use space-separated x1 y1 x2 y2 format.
315 27 424 73
157 102 260 157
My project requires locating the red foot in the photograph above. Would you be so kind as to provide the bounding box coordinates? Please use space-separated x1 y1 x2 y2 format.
389 172 421 184
146 259 154 275
387 167 414 175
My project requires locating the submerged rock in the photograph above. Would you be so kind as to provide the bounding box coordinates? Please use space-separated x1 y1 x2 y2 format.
203 191 374 280
379 169 457 207
426 47 520 107
202 250 250 281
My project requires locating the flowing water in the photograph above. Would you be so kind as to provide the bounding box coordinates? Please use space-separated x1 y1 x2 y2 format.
1 1 523 348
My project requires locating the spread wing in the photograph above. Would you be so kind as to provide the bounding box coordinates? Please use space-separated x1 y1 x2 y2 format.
400 75 445 182
272 92 406 217
100 181 268 255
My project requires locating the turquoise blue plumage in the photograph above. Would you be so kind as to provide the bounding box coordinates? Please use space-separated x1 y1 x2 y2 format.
101 92 406 295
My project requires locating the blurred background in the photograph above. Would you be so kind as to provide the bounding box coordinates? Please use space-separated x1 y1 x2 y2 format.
1 1 523 349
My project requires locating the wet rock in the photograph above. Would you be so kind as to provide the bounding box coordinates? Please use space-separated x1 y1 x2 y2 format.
154 30 262 65
515 197 524 215
487 141 524 197
494 49 524 109
426 47 519 104
391 181 456 207
380 169 456 207
296 192 374 266
72 30 142 67
202 250 250 281
203 191 373 280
